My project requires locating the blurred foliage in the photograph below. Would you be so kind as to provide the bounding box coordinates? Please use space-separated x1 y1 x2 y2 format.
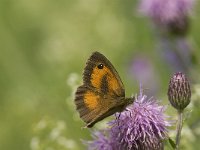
0 0 200 150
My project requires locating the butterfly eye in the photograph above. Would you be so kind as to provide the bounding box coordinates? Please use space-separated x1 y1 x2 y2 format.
97 63 104 69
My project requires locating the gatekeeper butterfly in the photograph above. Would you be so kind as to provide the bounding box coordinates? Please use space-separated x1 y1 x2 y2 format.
75 51 134 128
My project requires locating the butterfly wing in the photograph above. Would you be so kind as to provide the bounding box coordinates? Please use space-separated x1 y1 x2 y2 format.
75 52 127 127
75 85 127 128
83 51 125 97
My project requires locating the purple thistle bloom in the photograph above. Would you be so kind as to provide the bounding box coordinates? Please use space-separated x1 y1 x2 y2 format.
139 0 195 36
139 0 194 21
85 88 170 150
85 130 113 150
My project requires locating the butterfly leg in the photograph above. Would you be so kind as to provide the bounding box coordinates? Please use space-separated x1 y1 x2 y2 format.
115 113 122 129
124 108 132 118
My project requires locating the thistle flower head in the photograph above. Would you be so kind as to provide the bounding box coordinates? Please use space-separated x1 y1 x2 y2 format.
168 72 191 111
86 88 170 150
139 0 195 36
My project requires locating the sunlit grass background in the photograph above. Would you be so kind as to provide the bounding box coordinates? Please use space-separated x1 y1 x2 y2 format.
0 0 200 150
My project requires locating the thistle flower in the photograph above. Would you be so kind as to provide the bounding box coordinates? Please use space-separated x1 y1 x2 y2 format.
85 130 113 150
85 88 170 150
139 0 195 36
168 72 191 111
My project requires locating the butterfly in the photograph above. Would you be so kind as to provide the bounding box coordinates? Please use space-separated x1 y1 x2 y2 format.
75 51 134 128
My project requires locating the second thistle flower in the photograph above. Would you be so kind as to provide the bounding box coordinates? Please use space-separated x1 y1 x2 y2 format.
138 0 195 36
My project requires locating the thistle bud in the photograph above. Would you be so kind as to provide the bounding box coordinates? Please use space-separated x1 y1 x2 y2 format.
168 72 191 111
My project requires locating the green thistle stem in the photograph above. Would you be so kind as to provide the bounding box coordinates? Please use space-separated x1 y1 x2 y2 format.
175 110 183 150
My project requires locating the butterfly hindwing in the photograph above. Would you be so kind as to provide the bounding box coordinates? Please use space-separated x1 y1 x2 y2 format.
75 85 126 127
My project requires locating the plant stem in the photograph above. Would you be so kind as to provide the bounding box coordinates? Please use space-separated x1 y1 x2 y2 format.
175 110 183 150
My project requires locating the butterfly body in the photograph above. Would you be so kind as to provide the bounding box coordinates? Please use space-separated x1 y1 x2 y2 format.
75 52 134 128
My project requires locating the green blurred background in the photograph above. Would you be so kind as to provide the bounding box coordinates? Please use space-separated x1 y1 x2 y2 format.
0 0 200 150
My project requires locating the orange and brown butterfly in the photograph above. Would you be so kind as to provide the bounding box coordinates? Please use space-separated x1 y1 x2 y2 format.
75 51 134 128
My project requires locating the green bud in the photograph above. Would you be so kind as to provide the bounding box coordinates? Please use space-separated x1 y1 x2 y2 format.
168 72 191 111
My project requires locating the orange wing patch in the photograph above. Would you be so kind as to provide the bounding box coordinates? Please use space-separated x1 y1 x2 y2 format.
91 67 106 89
91 66 120 92
84 91 99 110
106 70 119 92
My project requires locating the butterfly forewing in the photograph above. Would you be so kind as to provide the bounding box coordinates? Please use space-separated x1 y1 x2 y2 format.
83 51 125 97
